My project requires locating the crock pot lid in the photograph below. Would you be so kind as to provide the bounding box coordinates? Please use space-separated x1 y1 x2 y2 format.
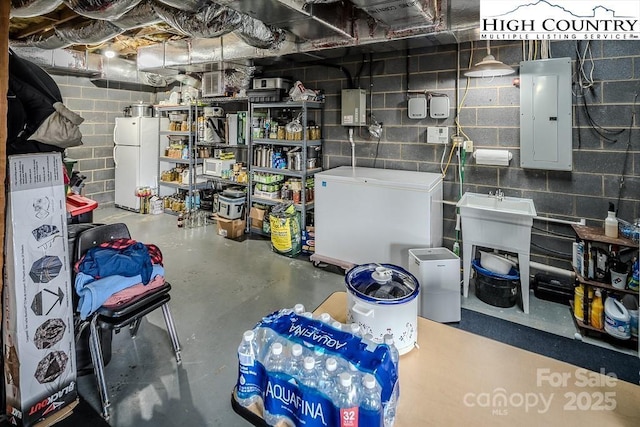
346 263 418 301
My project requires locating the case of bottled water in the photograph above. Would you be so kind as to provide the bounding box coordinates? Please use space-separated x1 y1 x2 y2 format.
234 306 399 427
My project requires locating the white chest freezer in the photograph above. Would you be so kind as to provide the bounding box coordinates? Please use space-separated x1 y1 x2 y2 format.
314 166 443 269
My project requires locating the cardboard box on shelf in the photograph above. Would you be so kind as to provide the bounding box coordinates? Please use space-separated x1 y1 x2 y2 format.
302 226 315 254
4 153 78 427
215 214 246 239
249 207 266 230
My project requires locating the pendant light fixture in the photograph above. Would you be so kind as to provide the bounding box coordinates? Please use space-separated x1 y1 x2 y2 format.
464 40 515 78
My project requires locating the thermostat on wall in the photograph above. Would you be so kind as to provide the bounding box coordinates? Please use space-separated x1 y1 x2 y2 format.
408 97 427 119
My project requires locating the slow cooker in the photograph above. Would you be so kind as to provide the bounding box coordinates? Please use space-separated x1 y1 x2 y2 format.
345 263 419 355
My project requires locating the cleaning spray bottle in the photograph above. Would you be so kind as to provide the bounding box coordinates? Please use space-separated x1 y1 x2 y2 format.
604 202 618 238
590 289 604 329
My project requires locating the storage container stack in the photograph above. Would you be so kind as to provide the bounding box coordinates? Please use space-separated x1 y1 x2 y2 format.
235 306 400 427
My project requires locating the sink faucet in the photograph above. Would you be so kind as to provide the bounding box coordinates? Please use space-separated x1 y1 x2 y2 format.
489 189 505 200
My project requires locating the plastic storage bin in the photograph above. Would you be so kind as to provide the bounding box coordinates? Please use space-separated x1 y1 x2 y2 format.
66 194 98 224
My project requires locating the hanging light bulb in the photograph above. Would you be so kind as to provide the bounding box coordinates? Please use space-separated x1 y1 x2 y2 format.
102 43 116 59
464 40 515 78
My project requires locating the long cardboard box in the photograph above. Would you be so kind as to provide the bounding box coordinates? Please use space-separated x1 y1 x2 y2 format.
4 153 78 426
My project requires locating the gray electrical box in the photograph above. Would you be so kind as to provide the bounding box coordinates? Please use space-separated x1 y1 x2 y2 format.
520 58 573 171
341 89 367 126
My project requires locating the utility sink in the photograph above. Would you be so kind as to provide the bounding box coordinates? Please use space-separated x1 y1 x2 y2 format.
457 192 536 223
456 191 537 314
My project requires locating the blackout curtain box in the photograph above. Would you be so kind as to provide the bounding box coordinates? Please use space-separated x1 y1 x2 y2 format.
4 153 78 427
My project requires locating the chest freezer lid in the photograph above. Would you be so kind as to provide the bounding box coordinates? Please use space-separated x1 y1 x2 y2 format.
315 166 443 191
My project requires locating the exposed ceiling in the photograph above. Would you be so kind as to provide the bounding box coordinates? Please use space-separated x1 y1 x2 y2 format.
8 1 480 86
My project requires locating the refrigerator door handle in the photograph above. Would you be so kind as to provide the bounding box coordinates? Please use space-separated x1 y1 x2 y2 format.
113 122 118 144
113 145 118 168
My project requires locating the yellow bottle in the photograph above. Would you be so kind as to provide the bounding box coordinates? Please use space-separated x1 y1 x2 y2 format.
591 289 604 329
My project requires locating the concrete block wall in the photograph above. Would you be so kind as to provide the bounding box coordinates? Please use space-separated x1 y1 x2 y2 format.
259 40 640 269
51 74 157 206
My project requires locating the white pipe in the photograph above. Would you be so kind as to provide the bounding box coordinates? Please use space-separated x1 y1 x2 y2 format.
534 215 585 226
503 254 575 279
349 128 355 169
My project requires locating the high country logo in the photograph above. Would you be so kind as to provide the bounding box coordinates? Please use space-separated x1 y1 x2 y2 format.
480 0 640 40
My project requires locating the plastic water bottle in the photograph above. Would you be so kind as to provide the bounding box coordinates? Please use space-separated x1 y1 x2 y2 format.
334 372 360 424
236 330 260 407
255 327 277 362
293 303 305 315
301 311 314 319
318 356 340 397
360 373 383 425
331 320 343 330
264 342 287 426
287 343 305 378
316 312 332 323
383 335 400 427
313 346 326 369
349 323 362 338
298 356 318 388
383 334 400 368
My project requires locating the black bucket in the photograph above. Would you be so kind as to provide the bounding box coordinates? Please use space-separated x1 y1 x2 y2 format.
472 259 520 308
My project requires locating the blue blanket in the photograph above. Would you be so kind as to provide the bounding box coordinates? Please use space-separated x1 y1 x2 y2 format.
75 264 165 320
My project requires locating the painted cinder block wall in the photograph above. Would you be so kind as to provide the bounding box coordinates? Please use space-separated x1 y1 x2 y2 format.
56 39 639 270
259 39 640 269
51 74 157 206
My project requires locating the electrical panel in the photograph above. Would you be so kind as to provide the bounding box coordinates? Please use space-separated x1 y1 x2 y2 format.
341 89 366 126
520 58 573 171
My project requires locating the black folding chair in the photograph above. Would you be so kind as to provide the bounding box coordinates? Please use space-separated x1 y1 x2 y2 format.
72 223 181 419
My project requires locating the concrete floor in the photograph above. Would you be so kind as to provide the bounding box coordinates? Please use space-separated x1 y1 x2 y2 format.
78 207 636 426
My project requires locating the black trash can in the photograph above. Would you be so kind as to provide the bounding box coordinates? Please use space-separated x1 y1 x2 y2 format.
67 223 113 375
472 259 520 308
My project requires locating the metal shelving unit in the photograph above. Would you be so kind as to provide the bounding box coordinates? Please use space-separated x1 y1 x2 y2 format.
248 101 324 234
157 105 205 213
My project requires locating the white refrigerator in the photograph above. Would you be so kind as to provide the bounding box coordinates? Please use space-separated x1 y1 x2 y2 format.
314 166 443 269
113 117 167 212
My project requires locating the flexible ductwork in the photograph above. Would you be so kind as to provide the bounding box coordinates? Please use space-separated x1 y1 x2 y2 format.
25 32 71 50
113 0 162 30
152 2 284 50
155 0 211 13
55 20 124 45
152 3 242 38
235 19 287 50
10 0 63 18
61 0 142 20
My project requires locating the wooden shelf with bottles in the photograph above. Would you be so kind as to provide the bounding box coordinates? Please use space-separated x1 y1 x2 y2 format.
571 224 639 354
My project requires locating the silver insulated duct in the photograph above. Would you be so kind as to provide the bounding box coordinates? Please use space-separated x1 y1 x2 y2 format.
350 0 438 30
10 0 63 18
61 0 142 20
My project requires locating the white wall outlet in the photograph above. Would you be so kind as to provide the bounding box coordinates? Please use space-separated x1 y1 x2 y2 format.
427 126 449 144
464 140 474 152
